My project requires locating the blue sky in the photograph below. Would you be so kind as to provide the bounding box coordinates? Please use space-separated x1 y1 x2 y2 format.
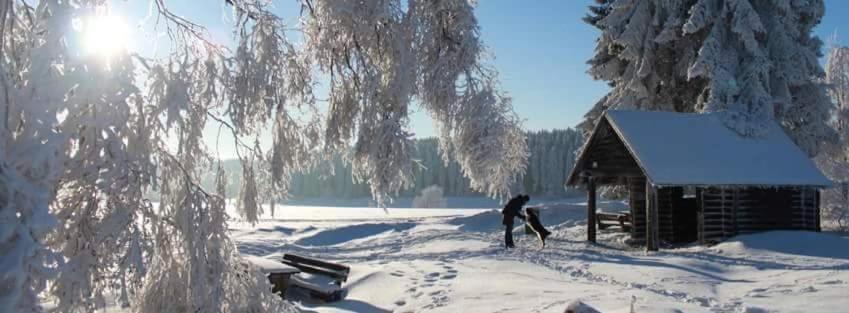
466 0 848 135
113 0 847 157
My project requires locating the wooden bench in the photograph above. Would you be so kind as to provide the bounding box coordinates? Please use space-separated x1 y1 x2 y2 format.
597 211 632 232
242 255 301 297
280 253 350 302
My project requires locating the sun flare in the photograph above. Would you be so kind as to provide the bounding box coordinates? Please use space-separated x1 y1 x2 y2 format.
81 15 130 59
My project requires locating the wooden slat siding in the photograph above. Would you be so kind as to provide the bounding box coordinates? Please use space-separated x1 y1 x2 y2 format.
656 188 675 243
809 188 818 230
816 189 821 232
800 188 809 229
792 188 808 229
579 119 644 182
800 187 818 230
732 187 815 235
587 177 597 243
701 187 736 243
697 187 704 244
628 177 647 244
731 188 746 236
646 182 659 251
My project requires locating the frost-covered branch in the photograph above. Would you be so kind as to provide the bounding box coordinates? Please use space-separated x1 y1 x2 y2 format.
0 0 525 311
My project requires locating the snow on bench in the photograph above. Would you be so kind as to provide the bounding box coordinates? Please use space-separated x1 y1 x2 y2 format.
289 275 347 302
242 255 300 297
242 255 300 275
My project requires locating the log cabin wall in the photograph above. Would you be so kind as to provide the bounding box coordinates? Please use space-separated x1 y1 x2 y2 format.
699 187 821 244
699 187 736 244
628 177 647 244
657 187 676 243
576 119 643 185
791 187 819 231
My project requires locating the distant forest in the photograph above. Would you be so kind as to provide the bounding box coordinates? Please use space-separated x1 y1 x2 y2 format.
198 129 584 199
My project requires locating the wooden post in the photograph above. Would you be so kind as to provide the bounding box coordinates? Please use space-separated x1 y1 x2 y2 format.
816 189 821 232
646 181 659 251
587 176 597 243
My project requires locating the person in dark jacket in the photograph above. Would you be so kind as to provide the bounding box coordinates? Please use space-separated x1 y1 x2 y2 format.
502 194 529 248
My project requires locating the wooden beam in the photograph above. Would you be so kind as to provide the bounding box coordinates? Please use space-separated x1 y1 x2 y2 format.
646 182 659 251
583 168 644 178
587 176 597 243
816 189 821 232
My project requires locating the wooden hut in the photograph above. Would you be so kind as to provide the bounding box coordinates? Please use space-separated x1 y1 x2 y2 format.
566 110 832 251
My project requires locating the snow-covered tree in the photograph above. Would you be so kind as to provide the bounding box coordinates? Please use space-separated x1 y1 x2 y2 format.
827 44 849 127
0 0 527 312
818 42 849 230
583 0 836 155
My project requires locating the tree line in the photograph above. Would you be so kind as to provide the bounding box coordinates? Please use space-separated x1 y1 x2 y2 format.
199 128 584 199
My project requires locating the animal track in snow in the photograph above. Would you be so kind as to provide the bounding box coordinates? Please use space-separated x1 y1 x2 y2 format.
395 262 459 311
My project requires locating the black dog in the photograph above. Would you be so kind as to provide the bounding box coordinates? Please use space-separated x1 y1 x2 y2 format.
525 208 551 248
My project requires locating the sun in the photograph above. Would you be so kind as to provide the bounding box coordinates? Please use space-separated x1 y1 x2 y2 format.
81 15 130 59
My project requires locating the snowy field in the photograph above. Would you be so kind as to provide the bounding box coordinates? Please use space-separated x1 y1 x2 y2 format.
231 198 849 313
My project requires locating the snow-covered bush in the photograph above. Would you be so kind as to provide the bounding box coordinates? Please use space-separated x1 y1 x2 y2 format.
413 185 448 208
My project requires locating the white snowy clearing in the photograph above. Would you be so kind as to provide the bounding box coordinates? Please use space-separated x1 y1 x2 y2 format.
231 198 849 313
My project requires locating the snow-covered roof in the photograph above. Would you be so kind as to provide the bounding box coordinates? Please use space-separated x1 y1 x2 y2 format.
601 110 831 187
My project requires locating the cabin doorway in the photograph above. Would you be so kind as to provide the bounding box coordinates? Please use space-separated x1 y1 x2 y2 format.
659 187 698 244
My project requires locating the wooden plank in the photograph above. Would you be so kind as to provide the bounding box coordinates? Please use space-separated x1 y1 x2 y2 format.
646 181 659 251
816 189 821 232
279 260 348 283
283 254 350 275
628 177 647 243
732 188 739 236
587 177 597 243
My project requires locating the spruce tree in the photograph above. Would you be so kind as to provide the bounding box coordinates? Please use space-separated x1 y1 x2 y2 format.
583 0 836 155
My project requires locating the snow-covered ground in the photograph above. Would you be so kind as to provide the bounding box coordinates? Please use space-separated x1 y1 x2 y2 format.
232 198 849 313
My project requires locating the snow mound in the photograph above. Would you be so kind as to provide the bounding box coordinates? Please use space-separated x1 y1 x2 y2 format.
712 231 849 260
446 209 502 232
294 222 415 246
563 300 601 313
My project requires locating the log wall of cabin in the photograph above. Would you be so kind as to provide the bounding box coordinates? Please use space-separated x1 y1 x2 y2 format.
578 119 643 185
657 188 675 243
628 177 647 244
699 187 820 244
